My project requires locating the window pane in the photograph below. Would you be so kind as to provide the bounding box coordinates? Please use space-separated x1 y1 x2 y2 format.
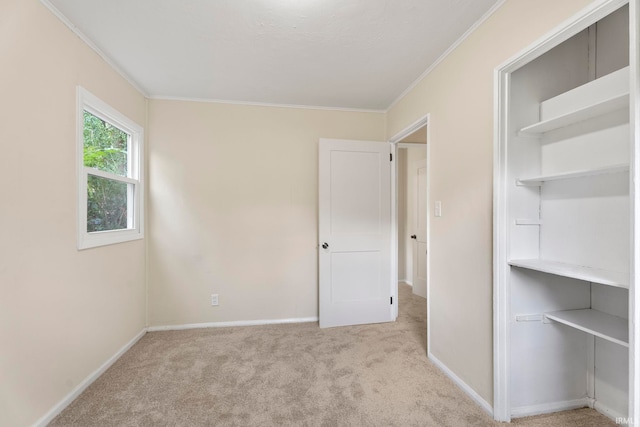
87 175 130 232
83 111 129 176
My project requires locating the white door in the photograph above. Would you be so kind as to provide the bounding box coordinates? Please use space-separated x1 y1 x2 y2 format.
319 138 392 328
412 159 427 298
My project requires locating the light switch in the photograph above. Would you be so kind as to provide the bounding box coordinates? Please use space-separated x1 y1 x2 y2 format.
435 201 442 217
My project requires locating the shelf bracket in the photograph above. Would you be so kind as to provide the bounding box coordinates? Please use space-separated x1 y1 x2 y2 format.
516 179 542 187
515 314 544 323
515 219 543 226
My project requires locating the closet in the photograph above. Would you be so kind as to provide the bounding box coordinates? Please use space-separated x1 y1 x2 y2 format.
494 1 639 423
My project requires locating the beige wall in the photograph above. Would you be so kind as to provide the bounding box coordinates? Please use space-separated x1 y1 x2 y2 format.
0 1 147 426
386 0 594 405
147 100 385 326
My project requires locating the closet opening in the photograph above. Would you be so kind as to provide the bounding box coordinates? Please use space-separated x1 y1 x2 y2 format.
494 1 637 423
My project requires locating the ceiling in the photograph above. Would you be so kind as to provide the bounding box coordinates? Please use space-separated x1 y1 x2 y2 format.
46 0 500 110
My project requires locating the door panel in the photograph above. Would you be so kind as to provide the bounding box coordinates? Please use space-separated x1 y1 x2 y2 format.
331 251 383 302
330 151 381 234
319 138 392 328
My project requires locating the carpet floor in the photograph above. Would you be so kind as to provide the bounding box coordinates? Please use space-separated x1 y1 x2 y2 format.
50 284 614 426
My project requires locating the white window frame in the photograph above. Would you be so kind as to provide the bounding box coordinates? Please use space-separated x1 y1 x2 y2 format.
77 87 144 250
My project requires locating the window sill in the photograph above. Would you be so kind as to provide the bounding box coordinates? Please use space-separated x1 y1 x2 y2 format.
78 229 144 250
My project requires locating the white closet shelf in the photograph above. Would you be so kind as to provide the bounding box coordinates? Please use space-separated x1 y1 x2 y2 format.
517 163 629 186
544 309 629 347
508 259 628 288
519 94 628 135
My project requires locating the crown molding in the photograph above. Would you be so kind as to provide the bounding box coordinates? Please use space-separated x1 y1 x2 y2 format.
148 95 386 114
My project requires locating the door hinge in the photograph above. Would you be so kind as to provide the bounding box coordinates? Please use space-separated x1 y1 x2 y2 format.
390 296 393 305
390 153 393 161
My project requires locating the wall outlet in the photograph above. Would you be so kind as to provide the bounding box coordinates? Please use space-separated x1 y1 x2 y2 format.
211 294 219 306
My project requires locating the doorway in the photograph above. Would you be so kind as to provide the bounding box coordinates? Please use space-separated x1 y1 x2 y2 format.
397 142 427 295
390 116 430 351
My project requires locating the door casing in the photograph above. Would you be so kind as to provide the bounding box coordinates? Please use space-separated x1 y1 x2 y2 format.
388 115 431 352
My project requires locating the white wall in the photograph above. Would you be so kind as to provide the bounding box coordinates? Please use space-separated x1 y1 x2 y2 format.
386 0 595 405
147 100 385 326
0 1 147 426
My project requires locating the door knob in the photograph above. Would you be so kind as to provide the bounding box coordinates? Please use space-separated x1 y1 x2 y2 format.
410 235 417 239
322 242 329 249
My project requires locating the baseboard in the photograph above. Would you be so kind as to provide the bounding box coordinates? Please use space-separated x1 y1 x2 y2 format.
147 316 319 332
428 352 493 417
593 399 628 424
511 397 590 418
400 280 413 286
33 328 147 427
509 396 627 422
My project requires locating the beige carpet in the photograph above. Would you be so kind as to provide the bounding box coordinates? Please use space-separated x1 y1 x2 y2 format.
51 284 613 426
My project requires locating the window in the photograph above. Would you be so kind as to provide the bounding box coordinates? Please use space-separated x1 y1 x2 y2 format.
77 87 144 249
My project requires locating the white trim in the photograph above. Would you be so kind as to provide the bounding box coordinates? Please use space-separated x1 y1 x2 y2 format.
630 1 640 423
385 0 507 112
391 142 399 320
147 317 318 332
593 399 629 424
513 397 628 424
77 86 145 250
493 56 511 423
428 352 494 417
400 280 413 287
424 121 432 356
492 0 629 422
148 95 386 114
86 168 138 185
33 328 147 427
144 97 150 330
389 115 430 143
39 0 148 97
511 398 590 418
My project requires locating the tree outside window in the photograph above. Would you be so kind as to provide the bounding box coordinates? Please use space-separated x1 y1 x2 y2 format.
84 111 130 232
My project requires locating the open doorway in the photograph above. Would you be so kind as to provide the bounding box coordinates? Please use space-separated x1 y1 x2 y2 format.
397 128 427 298
390 116 429 351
